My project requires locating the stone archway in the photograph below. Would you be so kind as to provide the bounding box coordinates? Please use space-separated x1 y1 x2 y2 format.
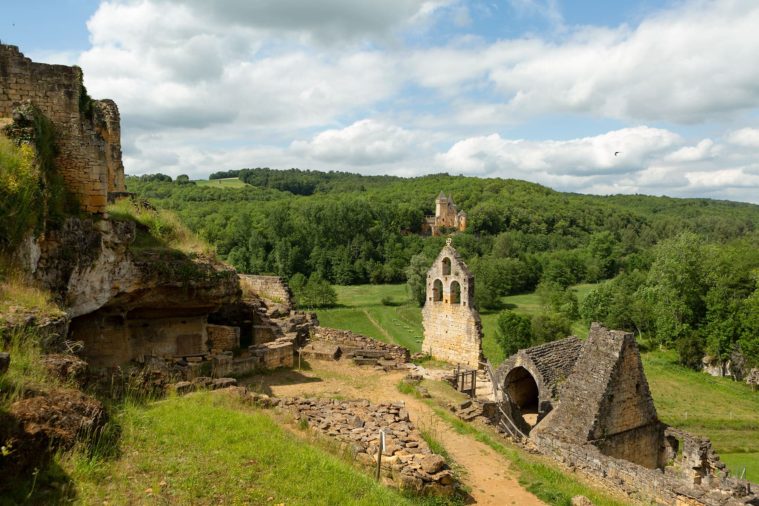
504 366 540 428
432 279 443 302
450 281 461 304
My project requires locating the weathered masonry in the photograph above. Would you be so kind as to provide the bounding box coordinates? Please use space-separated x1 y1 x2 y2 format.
422 192 467 236
421 239 483 369
0 44 125 212
496 323 757 506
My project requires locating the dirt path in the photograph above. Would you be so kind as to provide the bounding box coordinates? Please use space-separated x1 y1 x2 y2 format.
248 361 544 506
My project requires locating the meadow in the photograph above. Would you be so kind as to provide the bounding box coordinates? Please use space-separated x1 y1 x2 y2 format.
193 177 248 188
316 283 759 481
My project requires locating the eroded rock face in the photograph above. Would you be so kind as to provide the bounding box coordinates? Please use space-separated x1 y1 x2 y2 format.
25 217 240 368
1 388 107 479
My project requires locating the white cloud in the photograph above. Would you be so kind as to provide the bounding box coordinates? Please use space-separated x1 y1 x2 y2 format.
70 0 759 203
726 127 759 147
291 119 423 165
406 1 759 123
435 126 759 202
436 126 681 176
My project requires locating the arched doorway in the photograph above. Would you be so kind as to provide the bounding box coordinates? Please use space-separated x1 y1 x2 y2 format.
504 366 540 428
432 279 443 302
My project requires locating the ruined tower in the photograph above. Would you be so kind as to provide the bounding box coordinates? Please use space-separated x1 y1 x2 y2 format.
0 44 125 212
421 239 483 368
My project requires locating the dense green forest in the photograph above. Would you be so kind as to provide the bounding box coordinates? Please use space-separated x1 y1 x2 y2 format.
126 169 759 368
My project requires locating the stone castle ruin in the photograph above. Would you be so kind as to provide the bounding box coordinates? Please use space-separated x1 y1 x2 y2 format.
1 44 125 213
496 323 757 506
421 239 483 369
422 192 467 236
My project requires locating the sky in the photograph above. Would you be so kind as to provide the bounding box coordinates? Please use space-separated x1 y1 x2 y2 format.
2 0 759 203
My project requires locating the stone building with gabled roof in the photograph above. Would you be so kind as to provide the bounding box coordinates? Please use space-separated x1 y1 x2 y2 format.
421 239 483 368
495 323 757 505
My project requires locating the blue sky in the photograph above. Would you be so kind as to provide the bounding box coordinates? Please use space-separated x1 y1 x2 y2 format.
2 1 759 203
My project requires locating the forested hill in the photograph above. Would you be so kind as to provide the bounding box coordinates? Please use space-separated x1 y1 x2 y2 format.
127 170 759 286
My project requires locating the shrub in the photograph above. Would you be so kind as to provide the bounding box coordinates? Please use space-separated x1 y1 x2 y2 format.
495 311 533 356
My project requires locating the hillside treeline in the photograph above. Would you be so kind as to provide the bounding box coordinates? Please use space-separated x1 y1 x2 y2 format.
126 170 759 367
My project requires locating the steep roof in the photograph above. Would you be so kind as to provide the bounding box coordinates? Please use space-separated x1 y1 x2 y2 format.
436 191 448 201
532 323 659 443
521 337 583 400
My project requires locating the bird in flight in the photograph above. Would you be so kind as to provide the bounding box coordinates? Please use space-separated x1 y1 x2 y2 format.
614 151 620 156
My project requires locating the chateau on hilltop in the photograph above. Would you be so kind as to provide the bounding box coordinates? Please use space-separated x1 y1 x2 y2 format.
421 239 483 368
422 192 467 236
0 44 125 213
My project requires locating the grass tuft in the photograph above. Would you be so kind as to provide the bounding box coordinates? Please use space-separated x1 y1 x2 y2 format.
107 198 214 256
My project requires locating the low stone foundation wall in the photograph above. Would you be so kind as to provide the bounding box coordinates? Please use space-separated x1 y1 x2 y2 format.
532 431 756 506
280 397 455 496
253 341 293 369
310 327 410 364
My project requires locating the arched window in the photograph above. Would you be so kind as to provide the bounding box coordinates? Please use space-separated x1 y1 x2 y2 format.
450 281 461 304
432 279 443 302
442 257 451 276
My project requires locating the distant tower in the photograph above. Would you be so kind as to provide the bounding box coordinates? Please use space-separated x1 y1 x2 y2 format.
435 191 448 222
421 238 483 368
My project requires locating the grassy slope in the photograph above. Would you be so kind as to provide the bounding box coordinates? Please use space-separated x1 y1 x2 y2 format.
643 350 759 481
194 178 248 188
317 283 759 481
65 392 433 505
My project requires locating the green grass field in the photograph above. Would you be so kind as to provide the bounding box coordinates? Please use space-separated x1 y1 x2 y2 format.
61 392 443 505
317 283 759 481
642 350 759 481
194 177 248 188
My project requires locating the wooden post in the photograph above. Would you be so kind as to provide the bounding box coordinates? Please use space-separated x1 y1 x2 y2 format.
376 429 385 481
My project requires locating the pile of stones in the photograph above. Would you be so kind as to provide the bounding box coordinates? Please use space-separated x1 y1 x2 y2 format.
280 397 455 496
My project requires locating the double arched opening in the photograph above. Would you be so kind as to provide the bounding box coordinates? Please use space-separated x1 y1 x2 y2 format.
504 366 540 429
431 279 463 304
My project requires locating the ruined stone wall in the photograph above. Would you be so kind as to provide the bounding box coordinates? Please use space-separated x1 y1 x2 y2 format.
0 44 125 212
69 311 208 367
239 275 293 308
281 397 455 495
421 241 482 368
207 324 240 354
253 341 293 369
311 327 410 363
533 431 755 506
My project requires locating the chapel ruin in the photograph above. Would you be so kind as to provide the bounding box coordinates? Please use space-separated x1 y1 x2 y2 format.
421 239 483 369
495 323 757 506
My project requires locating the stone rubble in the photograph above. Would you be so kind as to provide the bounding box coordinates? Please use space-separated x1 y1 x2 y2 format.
279 396 456 496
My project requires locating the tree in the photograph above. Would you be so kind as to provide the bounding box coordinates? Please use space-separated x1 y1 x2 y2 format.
639 232 706 346
495 311 533 357
406 253 432 307
290 273 337 308
531 312 571 344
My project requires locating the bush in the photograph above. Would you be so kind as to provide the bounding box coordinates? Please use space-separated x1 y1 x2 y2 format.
495 311 533 356
531 312 571 344
291 273 337 308
677 331 705 370
0 136 41 251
